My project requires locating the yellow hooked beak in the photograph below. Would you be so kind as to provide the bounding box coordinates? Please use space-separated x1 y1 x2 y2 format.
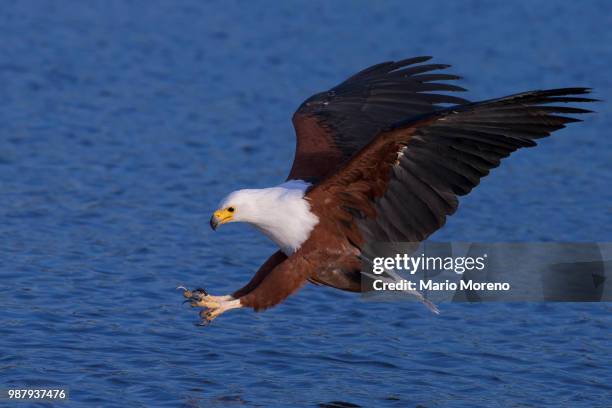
210 207 235 230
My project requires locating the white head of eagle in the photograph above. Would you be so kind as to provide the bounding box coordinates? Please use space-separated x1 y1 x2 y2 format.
210 180 319 255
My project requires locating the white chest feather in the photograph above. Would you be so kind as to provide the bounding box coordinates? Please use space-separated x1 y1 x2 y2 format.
252 196 319 255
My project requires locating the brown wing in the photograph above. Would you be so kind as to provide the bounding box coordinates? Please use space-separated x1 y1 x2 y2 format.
239 249 312 311
231 250 287 298
289 56 469 182
307 88 595 246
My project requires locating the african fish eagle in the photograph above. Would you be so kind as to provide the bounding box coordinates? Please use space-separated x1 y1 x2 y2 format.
179 56 595 324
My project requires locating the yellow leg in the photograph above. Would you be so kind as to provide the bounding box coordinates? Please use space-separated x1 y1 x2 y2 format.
178 286 241 325
178 286 234 306
199 299 242 324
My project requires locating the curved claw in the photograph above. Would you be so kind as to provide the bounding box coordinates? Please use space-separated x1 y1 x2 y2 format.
196 318 211 327
194 287 209 296
177 286 209 299
182 299 198 307
188 288 210 300
177 286 194 299
199 309 214 322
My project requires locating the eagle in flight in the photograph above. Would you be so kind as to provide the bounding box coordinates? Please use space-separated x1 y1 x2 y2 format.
179 56 594 324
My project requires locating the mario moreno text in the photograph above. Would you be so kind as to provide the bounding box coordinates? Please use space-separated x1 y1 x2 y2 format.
372 279 511 292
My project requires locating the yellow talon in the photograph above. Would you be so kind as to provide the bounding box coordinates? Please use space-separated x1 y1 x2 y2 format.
191 297 220 308
178 286 242 325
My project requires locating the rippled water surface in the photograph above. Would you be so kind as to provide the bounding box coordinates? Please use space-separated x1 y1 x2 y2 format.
1 1 611 407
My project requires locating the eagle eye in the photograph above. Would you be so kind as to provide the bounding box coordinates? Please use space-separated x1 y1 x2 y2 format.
227 207 235 213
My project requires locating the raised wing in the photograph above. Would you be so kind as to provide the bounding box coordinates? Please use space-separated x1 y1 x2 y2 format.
289 56 469 182
307 88 595 245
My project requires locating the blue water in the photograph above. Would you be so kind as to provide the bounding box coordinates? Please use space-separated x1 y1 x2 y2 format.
1 1 611 407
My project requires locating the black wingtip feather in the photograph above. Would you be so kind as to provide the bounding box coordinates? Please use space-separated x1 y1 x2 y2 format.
459 87 598 113
412 73 463 82
394 56 433 66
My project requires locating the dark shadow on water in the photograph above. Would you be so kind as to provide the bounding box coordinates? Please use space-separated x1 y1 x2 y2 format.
319 401 362 408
